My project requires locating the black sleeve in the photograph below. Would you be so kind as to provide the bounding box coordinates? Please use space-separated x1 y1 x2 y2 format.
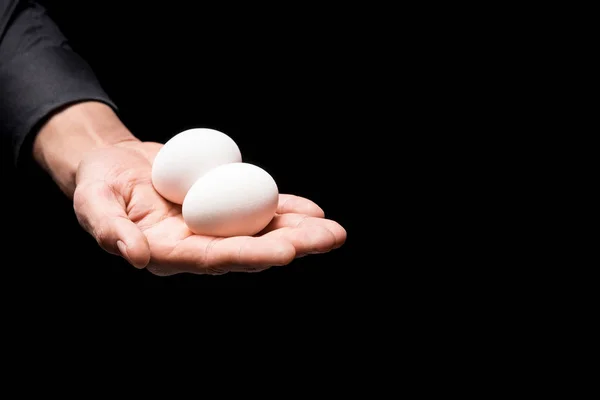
0 0 118 167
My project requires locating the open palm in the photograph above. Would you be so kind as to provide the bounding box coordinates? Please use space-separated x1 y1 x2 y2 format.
73 140 346 275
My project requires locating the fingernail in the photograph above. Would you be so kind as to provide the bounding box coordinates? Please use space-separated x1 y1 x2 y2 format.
117 240 147 269
117 240 129 261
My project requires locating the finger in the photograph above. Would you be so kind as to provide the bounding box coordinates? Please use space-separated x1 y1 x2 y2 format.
277 194 325 218
262 225 337 257
74 181 151 269
168 235 296 274
260 213 347 249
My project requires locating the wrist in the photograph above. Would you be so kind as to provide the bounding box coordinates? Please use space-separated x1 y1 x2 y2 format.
33 101 139 198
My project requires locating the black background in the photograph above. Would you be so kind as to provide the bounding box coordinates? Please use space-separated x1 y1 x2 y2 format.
0 3 499 377
0 5 496 374
2 1 377 291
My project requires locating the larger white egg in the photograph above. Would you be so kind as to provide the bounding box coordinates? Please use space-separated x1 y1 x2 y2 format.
152 128 242 204
182 162 279 237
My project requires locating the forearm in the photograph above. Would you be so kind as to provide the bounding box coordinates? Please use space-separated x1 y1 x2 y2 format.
33 101 140 198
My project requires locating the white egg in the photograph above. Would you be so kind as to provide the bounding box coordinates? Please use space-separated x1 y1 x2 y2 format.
182 162 279 237
152 128 242 204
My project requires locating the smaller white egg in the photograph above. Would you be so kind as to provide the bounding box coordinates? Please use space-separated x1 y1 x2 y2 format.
152 128 242 204
182 162 279 237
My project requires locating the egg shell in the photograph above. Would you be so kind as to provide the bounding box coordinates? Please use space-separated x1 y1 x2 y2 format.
151 128 242 204
182 162 279 237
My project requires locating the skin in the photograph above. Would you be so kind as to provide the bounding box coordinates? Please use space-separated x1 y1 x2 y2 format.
33 101 347 276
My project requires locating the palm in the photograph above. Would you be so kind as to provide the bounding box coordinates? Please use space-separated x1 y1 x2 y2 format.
73 141 346 275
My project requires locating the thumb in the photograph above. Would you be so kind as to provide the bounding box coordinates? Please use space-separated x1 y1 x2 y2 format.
73 181 151 269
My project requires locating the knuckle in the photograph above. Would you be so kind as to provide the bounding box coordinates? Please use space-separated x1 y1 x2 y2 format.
202 237 224 267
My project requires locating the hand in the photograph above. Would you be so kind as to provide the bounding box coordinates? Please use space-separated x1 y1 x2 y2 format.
73 140 347 276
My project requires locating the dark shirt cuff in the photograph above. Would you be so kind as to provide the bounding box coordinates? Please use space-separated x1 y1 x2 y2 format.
0 45 118 167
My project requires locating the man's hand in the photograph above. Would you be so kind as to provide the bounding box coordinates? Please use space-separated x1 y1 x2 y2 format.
33 101 346 275
73 141 346 275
